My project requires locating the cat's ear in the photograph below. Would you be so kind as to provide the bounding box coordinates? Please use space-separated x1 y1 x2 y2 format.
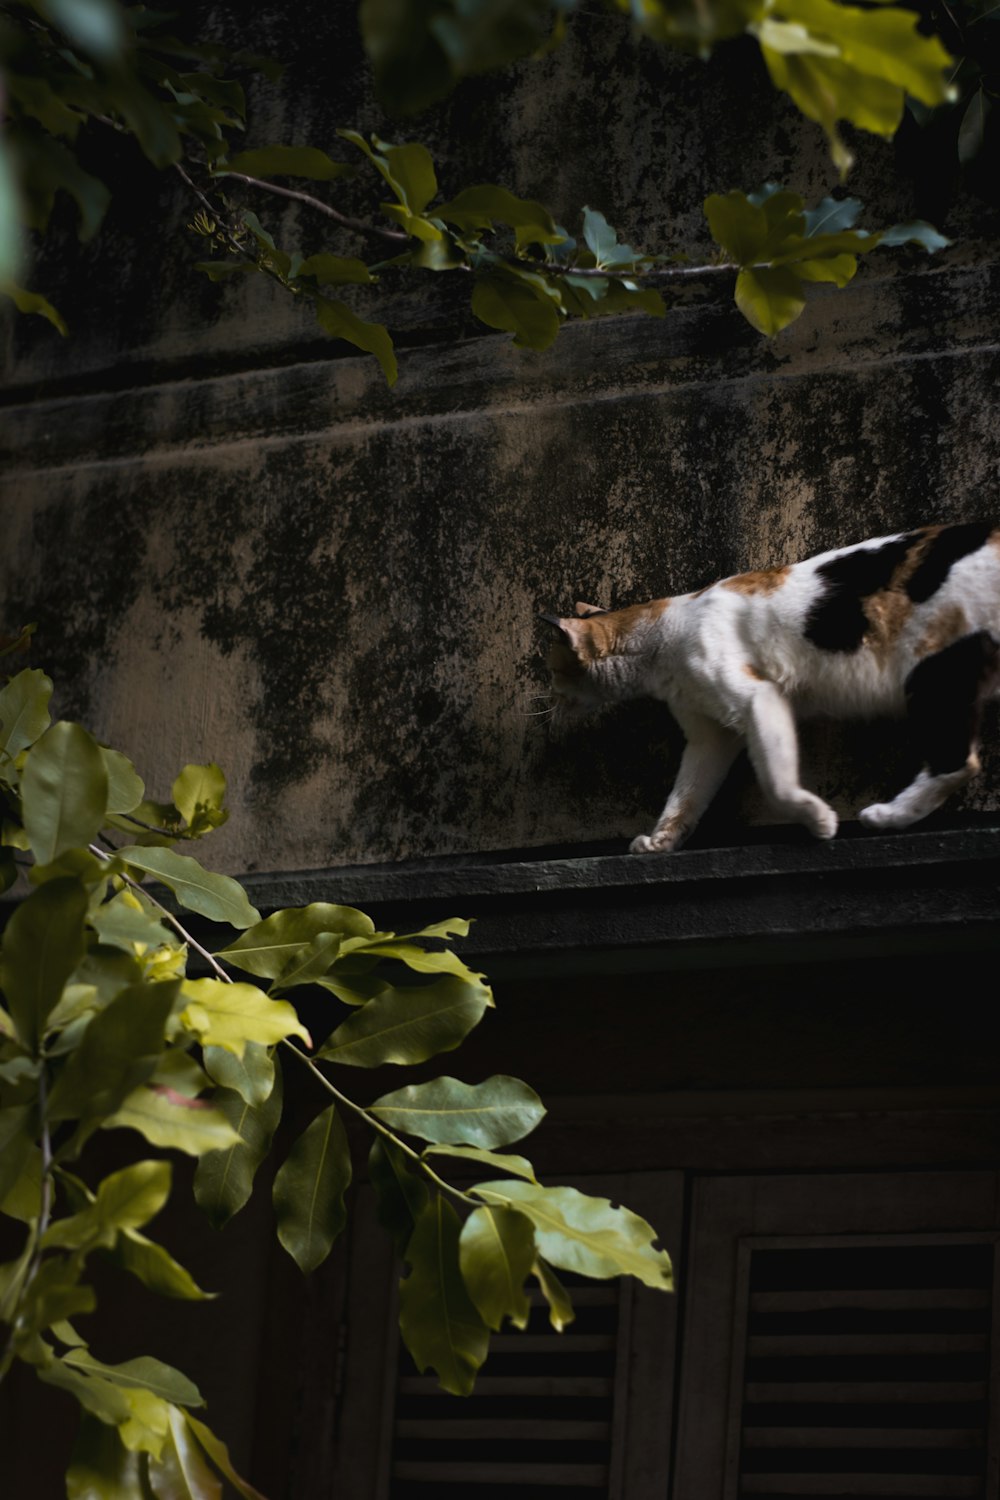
574 601 608 618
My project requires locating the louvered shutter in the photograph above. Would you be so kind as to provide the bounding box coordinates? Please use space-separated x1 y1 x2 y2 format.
736 1239 995 1499
390 1281 620 1497
673 1171 1000 1500
329 1172 681 1500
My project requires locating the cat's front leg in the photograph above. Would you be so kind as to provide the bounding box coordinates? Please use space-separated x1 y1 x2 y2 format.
744 679 838 839
629 716 743 854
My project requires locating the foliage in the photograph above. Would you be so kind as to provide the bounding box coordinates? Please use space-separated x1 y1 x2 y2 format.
0 650 673 1495
0 0 957 378
909 0 1000 163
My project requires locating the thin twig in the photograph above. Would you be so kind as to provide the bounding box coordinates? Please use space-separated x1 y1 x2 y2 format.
280 1040 477 1207
88 844 233 983
216 170 408 243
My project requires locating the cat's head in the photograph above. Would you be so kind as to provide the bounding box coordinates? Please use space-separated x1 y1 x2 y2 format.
540 599 665 722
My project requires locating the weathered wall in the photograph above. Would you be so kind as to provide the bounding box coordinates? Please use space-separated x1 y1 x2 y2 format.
3 3 1000 873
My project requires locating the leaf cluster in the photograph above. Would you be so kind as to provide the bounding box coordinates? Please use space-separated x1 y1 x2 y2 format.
703 184 949 332
361 0 955 177
0 659 672 1494
0 0 958 374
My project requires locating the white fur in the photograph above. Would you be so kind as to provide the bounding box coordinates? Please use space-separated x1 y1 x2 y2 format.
548 529 1000 852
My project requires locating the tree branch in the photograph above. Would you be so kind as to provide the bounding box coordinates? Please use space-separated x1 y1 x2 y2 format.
216 170 408 243
280 1040 477 1207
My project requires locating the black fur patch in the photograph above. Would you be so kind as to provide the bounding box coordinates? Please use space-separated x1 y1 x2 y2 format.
905 630 1000 773
804 534 920 653
905 521 994 603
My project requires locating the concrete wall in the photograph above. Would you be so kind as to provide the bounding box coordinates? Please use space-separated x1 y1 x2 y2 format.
3 2 1000 873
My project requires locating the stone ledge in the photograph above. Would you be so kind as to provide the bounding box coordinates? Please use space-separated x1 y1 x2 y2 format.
239 820 1000 973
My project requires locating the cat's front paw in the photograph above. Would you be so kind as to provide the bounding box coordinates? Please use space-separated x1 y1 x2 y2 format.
797 794 838 840
629 830 679 855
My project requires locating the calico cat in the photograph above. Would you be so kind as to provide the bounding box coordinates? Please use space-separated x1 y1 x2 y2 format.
543 522 1000 853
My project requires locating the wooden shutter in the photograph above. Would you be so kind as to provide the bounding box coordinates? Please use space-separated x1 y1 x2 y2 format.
673 1171 1000 1500
329 1171 682 1500
734 1238 996 1499
390 1280 621 1497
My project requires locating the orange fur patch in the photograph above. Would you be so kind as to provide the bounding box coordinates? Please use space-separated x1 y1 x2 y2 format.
743 663 765 680
567 599 670 660
721 566 790 596
861 528 938 659
916 603 969 658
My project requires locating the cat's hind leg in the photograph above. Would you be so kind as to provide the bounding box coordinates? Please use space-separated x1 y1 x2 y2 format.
629 714 742 853
859 630 1000 831
744 679 839 839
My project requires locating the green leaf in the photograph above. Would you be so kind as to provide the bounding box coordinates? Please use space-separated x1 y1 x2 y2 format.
459 1205 535 1331
220 145 351 181
424 1143 538 1182
533 1255 575 1331
879 220 951 252
43 1160 172 1250
297 253 373 286
1 1143 42 1221
346 936 487 988
369 1138 429 1256
959 89 991 162
0 1105 34 1203
47 980 178 1125
99 749 145 816
90 891 171 953
435 185 561 246
803 195 862 234
44 0 126 59
184 1415 268 1500
39 1353 131 1426
148 1405 222 1500
398 1194 489 1395
150 1049 209 1098
115 847 260 928
67 1413 148 1500
313 296 397 386
338 131 437 214
193 1064 283 1228
171 763 226 832
103 1086 242 1157
780 0 954 105
1 875 89 1048
203 1041 274 1105
704 190 767 265
216 903 375 979
735 265 807 334
14 125 112 241
470 1181 674 1290
63 1350 203 1407
273 1103 352 1273
111 1228 214 1301
471 273 562 351
180 979 310 1056
581 206 642 269
270 931 342 991
17 1256 96 1337
21 722 108 864
317 975 491 1067
0 668 53 765
371 1075 545 1147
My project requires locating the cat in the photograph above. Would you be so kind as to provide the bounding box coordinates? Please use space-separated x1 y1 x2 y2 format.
542 521 1000 853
